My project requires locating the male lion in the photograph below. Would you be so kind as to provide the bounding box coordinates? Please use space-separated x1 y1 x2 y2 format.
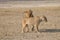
22 9 47 33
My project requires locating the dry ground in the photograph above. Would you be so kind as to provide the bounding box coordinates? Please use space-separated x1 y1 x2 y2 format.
0 6 60 40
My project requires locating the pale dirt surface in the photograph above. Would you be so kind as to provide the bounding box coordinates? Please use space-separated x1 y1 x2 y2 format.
0 7 60 40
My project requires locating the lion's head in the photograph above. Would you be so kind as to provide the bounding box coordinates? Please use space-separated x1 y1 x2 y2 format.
24 9 34 18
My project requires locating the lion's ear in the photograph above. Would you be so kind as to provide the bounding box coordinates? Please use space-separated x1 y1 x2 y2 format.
29 10 33 13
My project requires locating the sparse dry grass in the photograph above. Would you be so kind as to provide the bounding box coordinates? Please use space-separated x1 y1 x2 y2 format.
0 6 60 40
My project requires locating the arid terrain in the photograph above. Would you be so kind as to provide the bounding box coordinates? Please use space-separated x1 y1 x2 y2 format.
0 5 60 40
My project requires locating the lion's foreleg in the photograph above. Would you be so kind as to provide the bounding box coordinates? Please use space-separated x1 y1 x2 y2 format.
22 24 26 33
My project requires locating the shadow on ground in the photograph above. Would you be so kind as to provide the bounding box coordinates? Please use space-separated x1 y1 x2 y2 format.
39 29 60 32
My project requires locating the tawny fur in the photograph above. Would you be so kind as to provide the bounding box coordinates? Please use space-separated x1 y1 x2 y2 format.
22 9 47 33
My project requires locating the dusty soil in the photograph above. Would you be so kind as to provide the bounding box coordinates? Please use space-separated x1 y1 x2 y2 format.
0 7 60 40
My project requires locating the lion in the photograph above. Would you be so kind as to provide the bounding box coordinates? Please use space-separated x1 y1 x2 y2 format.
21 9 47 33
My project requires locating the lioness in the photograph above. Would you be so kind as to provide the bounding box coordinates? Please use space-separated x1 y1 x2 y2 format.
22 9 47 33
